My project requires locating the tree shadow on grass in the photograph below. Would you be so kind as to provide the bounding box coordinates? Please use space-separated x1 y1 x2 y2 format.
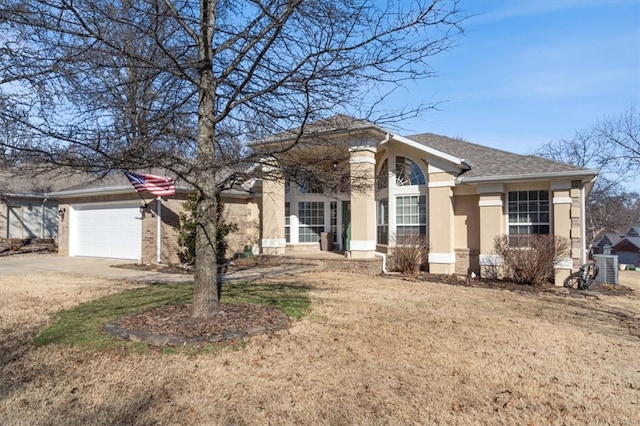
221 281 313 318
536 294 640 343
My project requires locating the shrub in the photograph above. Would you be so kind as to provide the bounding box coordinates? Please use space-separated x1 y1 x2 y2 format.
177 192 238 265
392 233 428 274
493 234 570 286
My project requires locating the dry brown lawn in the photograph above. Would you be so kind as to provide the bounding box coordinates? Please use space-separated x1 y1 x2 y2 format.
1 270 639 425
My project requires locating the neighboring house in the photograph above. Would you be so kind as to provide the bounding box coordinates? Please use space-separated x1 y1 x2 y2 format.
49 172 260 263
592 226 640 266
258 115 599 283
0 168 86 242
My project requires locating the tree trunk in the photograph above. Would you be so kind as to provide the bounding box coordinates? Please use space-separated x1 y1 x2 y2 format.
191 0 219 318
192 190 220 317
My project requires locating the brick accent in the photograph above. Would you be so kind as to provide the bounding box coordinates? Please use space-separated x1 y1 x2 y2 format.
454 248 480 275
569 190 583 268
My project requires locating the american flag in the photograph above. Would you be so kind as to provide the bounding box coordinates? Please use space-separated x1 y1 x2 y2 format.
124 171 176 196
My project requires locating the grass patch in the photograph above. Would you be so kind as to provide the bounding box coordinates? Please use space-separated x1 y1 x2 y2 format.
34 280 310 351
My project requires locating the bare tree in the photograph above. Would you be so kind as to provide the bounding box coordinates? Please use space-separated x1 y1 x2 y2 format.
537 105 640 242
598 104 640 166
0 0 465 317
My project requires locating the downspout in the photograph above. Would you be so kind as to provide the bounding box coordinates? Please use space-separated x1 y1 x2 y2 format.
374 251 388 274
156 197 162 264
581 186 586 264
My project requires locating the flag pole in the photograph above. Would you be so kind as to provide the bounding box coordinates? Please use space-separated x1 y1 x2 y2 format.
156 196 162 264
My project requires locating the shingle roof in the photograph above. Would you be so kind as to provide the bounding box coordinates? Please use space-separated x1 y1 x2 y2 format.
256 114 384 145
407 133 598 182
619 236 640 250
58 169 188 192
258 115 598 182
0 167 90 196
592 232 624 248
627 226 640 237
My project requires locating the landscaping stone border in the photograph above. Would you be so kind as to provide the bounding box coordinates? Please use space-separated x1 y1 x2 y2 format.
103 314 290 348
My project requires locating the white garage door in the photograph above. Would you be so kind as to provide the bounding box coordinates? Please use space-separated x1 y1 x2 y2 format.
70 202 142 260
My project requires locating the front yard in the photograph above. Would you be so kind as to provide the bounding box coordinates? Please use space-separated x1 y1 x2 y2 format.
1 271 639 424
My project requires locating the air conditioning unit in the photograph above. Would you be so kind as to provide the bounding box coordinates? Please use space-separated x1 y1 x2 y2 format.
594 254 619 284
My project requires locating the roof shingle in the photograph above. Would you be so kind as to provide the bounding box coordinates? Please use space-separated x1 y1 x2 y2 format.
407 133 597 181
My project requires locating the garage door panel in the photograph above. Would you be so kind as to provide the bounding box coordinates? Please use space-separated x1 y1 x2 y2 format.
70 203 142 260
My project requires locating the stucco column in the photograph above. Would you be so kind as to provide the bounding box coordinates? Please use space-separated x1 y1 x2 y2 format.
261 166 286 255
477 184 505 278
349 147 376 259
428 173 455 274
552 182 574 285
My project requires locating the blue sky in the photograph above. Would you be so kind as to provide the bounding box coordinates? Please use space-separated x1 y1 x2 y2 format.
387 0 640 155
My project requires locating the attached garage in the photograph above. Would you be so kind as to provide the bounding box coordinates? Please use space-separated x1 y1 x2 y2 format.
51 171 258 264
69 202 142 260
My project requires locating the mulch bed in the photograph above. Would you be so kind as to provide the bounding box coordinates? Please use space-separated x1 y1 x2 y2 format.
119 303 288 340
404 273 636 297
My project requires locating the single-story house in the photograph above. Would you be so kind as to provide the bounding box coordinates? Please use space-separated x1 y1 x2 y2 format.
592 226 640 266
14 115 598 284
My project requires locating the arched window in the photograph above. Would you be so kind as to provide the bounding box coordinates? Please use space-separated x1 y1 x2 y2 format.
395 156 425 186
377 159 388 189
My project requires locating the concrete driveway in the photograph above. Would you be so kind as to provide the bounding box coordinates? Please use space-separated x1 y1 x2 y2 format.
0 254 193 283
0 253 315 283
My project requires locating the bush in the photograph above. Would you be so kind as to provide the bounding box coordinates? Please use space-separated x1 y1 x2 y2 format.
177 192 238 265
392 233 428 274
493 234 570 286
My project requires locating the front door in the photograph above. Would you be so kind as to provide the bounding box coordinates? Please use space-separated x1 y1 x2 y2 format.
342 201 351 251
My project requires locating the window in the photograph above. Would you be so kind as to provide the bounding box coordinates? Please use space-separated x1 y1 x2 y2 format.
377 159 388 189
396 195 426 241
507 190 550 236
284 202 290 243
395 157 425 186
330 201 338 244
377 198 389 245
298 201 324 243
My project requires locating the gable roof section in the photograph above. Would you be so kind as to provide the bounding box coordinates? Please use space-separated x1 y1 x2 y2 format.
257 115 470 171
255 114 383 144
592 232 624 248
407 133 598 183
627 226 640 237
613 236 640 251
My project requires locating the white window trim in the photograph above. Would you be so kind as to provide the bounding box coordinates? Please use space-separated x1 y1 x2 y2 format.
506 190 551 236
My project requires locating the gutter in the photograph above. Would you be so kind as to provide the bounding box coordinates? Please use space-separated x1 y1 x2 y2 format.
456 169 599 184
1 192 48 200
47 186 143 198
